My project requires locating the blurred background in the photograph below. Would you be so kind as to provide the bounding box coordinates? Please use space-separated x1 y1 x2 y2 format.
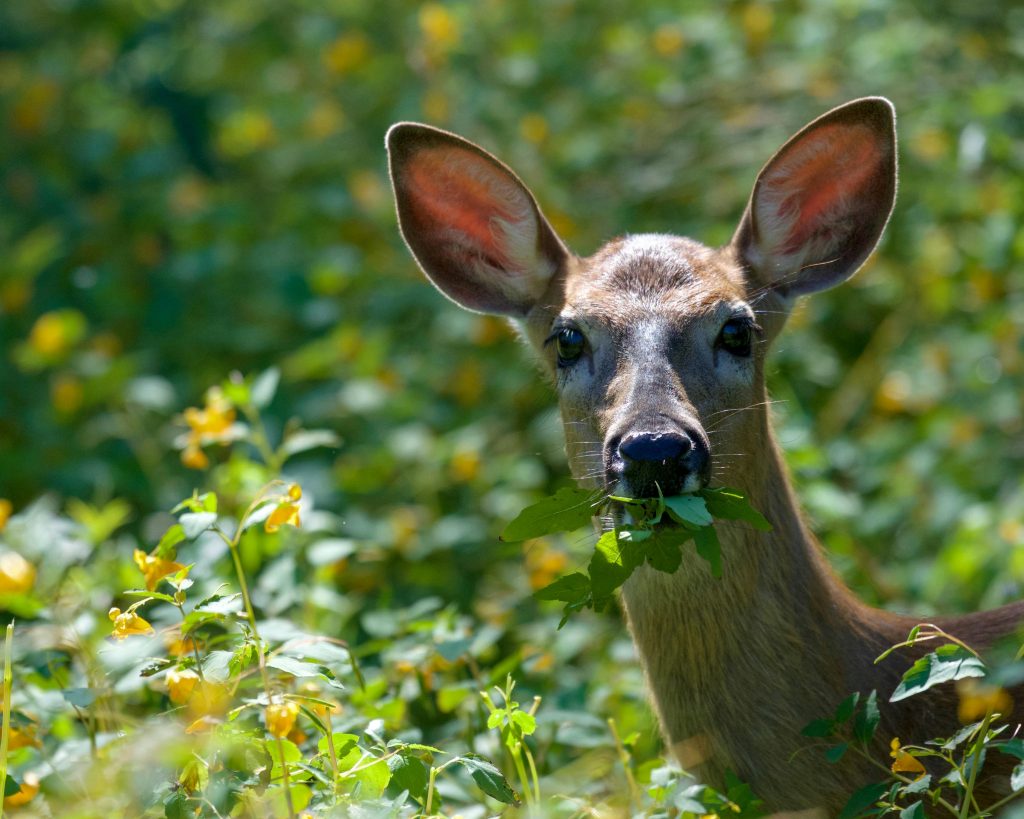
0 0 1023 802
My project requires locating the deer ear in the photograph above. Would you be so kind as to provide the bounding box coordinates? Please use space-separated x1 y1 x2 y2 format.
386 123 569 316
732 97 897 298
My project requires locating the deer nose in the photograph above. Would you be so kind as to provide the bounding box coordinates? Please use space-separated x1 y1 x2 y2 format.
619 431 691 463
612 430 710 497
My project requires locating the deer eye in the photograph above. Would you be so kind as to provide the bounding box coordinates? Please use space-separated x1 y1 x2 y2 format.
717 318 753 357
555 327 586 366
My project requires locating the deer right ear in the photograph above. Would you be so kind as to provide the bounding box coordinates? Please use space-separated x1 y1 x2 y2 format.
386 123 569 316
732 97 898 299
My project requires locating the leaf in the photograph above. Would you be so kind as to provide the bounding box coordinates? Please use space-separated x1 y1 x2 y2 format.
267 656 324 677
511 710 536 737
825 743 848 762
692 525 722 577
664 495 712 527
180 512 217 540
457 754 520 805
589 530 644 607
251 367 280 408
281 429 342 459
387 753 428 799
534 573 590 604
155 524 186 559
62 687 96 708
644 527 688 574
838 781 889 819
500 487 601 541
1012 761 1024 791
899 802 924 819
801 718 835 738
122 589 176 604
700 487 772 531
997 738 1024 760
3 776 21 798
853 690 880 744
834 692 860 723
890 644 986 702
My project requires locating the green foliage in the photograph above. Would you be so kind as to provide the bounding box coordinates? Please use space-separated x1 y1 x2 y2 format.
0 0 1023 815
515 487 770 623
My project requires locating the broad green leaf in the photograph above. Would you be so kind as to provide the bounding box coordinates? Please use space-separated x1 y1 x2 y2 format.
1011 761 1024 791
834 692 860 723
251 367 280 408
996 738 1024 760
352 757 391 798
500 487 601 541
535 572 591 604
62 687 96 708
853 690 880 744
700 488 772 531
589 530 644 606
644 528 689 574
511 709 536 737
180 512 217 539
801 718 834 738
387 753 428 799
457 754 520 805
281 429 342 459
155 524 186 558
890 644 986 702
838 781 889 819
900 802 924 819
825 743 847 762
692 525 722 577
664 495 712 527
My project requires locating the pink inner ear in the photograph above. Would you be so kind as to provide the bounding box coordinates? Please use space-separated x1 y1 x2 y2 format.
403 147 523 269
765 123 882 255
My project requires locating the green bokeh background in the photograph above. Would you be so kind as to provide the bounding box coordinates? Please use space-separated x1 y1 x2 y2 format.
1 0 1023 791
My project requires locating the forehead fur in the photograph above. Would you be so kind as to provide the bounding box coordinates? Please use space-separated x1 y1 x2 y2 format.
564 234 746 322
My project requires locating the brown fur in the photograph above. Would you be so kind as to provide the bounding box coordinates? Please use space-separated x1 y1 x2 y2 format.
386 99 1024 812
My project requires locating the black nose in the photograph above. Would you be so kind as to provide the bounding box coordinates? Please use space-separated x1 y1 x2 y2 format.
611 430 709 497
619 431 691 463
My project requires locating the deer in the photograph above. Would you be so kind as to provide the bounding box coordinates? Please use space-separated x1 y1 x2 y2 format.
385 98 1024 812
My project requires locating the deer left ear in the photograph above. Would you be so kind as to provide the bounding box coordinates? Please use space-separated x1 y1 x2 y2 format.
732 97 898 298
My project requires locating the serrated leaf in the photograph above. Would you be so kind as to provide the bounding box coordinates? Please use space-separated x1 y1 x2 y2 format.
387 753 428 799
535 573 591 604
180 512 217 539
700 487 772 531
511 710 536 737
692 525 722 577
458 754 520 805
500 487 601 542
890 644 986 702
664 495 712 527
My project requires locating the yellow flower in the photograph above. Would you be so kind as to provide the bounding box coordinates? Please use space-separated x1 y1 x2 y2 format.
0 499 11 532
956 678 1013 723
165 630 200 658
181 443 209 470
265 485 302 533
184 388 236 438
323 32 370 75
185 714 219 734
4 772 39 807
889 737 926 778
134 549 186 591
166 668 200 705
419 4 459 52
188 681 230 718
108 607 154 640
8 725 40 750
28 309 85 357
265 699 300 738
0 551 36 594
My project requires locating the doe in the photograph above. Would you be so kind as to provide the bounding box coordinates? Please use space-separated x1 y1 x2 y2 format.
386 98 1023 812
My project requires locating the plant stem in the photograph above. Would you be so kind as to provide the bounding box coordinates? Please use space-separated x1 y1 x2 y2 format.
608 717 641 806
226 522 295 819
960 710 993 819
0 623 13 819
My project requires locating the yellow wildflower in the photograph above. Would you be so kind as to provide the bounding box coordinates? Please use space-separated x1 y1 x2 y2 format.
889 737 926 778
28 310 84 357
956 678 1013 723
188 681 230 718
4 772 39 807
0 551 35 594
323 32 370 75
0 499 13 533
181 443 209 470
166 668 200 705
419 4 459 52
165 630 200 658
108 607 154 640
8 725 40 750
133 549 186 591
265 699 300 738
265 485 302 533
185 715 219 734
184 387 235 438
